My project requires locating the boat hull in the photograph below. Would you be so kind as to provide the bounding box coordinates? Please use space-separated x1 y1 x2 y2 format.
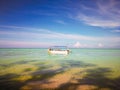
48 50 69 55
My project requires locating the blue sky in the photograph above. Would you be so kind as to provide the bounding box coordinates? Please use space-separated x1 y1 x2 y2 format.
0 0 120 48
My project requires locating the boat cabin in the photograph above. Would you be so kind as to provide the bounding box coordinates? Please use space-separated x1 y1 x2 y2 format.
48 46 70 55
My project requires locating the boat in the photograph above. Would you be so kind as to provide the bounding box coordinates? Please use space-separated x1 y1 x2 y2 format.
48 46 70 55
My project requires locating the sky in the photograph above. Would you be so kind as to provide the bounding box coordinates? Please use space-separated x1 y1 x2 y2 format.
0 0 120 48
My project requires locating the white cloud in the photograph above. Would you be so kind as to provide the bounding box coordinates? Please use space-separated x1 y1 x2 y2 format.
0 25 120 48
73 0 120 28
55 20 66 25
0 25 98 41
111 30 120 33
73 41 81 48
0 40 54 48
77 14 120 28
98 43 104 48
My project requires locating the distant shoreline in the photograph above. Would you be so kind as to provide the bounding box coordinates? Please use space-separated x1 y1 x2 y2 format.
0 48 120 49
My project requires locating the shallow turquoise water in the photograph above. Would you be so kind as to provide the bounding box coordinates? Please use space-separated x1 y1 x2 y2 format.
0 48 120 90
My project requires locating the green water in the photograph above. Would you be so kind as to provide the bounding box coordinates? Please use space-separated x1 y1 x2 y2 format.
0 48 120 90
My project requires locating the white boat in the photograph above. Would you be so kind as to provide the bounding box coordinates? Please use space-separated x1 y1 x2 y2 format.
48 46 70 55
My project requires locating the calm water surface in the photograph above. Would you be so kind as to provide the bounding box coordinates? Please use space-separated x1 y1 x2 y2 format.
0 48 120 90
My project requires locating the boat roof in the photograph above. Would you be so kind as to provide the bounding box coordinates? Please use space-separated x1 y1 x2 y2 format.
50 46 68 48
53 46 67 47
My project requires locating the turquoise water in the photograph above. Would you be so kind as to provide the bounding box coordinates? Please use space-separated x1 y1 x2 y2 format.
0 48 120 90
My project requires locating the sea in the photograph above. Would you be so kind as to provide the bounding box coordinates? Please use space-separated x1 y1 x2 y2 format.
0 48 120 90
